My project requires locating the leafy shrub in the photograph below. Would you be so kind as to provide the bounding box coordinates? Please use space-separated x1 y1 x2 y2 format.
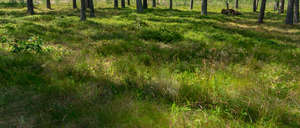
10 36 44 53
139 27 183 43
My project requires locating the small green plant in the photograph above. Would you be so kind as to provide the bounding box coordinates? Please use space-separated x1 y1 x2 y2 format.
139 27 183 43
10 36 43 53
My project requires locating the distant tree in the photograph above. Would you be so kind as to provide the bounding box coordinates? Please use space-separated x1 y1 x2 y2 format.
274 0 279 11
128 0 130 5
286 0 295 24
89 0 95 17
258 0 267 23
46 0 51 9
202 0 207 15
122 0 125 8
80 0 86 21
27 0 34 15
280 0 285 13
73 0 77 8
190 0 193 10
143 0 148 9
153 0 156 7
170 0 173 9
235 0 239 8
114 0 118 8
253 0 257 12
136 0 143 12
226 0 229 9
86 0 90 8
295 0 299 23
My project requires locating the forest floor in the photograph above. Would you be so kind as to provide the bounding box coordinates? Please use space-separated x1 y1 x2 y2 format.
0 3 300 128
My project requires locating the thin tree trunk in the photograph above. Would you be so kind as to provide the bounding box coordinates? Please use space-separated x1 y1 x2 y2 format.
258 0 267 23
275 0 279 11
27 0 34 15
128 0 130 5
286 0 295 24
253 0 257 12
143 0 148 9
46 0 51 9
136 0 143 12
201 0 207 15
294 0 299 23
190 0 193 10
153 0 156 7
80 0 86 21
169 0 172 9
89 0 95 17
235 0 239 8
226 0 229 9
114 0 118 8
73 0 77 8
121 0 125 8
280 0 285 13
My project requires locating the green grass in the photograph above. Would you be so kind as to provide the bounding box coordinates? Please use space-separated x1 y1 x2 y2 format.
1 2 300 127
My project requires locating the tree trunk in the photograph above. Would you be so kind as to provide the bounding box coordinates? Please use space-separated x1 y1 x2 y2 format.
190 0 193 10
114 0 118 8
80 0 86 21
46 0 51 9
201 0 207 15
294 0 299 23
73 0 77 8
253 0 257 12
128 0 130 5
258 0 267 23
153 0 156 7
235 0 239 8
226 0 229 9
89 0 95 17
280 0 285 13
121 0 125 8
27 0 34 15
136 0 143 12
286 0 295 24
143 0 148 9
169 0 172 9
86 0 90 8
275 0 279 11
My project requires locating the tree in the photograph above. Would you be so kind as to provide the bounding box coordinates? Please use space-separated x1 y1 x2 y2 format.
80 0 86 21
73 0 77 8
89 0 95 17
226 0 229 9
136 0 143 12
286 0 295 24
274 0 279 11
86 0 90 8
27 0 34 15
143 0 148 9
258 0 267 23
190 0 193 10
46 0 51 9
202 0 207 15
253 0 257 12
122 0 125 8
170 0 173 9
235 0 239 8
153 0 156 7
280 0 285 13
128 0 130 5
114 0 118 8
295 0 299 23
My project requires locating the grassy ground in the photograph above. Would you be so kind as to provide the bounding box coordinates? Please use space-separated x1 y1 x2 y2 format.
1 2 300 127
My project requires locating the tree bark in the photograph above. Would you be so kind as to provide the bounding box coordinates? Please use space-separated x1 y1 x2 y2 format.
280 0 285 13
258 0 267 23
86 0 90 8
190 0 193 10
253 0 257 12
226 0 229 9
114 0 118 8
73 0 77 8
136 0 143 12
121 0 125 8
294 0 299 23
89 0 95 17
169 0 172 9
80 0 86 21
201 0 207 15
27 0 34 15
153 0 156 7
286 0 295 24
143 0 148 9
46 0 51 9
128 0 130 5
235 0 239 8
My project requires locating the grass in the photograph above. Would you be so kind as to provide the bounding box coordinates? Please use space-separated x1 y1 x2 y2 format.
0 1 300 127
